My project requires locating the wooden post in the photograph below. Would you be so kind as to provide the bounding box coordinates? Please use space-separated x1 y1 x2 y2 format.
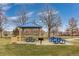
18 28 22 41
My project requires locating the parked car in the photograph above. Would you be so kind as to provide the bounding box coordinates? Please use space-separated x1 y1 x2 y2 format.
49 37 66 44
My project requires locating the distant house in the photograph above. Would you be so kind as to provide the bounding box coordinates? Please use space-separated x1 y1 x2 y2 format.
11 22 44 44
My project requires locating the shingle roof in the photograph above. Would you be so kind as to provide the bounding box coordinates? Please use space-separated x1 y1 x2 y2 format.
18 22 42 28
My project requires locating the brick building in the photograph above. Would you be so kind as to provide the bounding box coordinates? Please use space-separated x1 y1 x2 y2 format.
11 22 44 44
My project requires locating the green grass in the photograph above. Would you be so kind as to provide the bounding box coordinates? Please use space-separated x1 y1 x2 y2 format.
0 37 79 56
4 44 79 56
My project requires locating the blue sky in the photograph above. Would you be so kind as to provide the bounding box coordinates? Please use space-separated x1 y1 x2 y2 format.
1 3 79 31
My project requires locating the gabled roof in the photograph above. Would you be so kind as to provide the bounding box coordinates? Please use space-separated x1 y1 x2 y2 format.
17 22 42 28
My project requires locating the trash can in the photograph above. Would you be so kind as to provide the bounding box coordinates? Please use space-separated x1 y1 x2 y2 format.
38 38 43 44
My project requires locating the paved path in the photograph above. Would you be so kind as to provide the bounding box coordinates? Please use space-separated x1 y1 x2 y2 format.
16 38 79 45
36 40 73 45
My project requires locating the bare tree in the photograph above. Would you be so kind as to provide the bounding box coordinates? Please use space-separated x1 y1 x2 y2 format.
51 17 61 36
15 6 28 26
39 5 61 38
67 17 78 37
0 8 6 38
13 4 28 39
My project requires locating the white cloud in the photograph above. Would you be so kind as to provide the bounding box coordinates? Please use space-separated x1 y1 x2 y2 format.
37 10 59 16
0 3 12 11
8 16 18 20
0 3 12 16
3 23 16 31
2 5 11 11
26 11 34 17
42 27 48 32
0 3 9 6
8 11 34 20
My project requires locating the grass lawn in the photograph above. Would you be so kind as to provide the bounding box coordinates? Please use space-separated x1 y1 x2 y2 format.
0 37 79 56
5 44 79 56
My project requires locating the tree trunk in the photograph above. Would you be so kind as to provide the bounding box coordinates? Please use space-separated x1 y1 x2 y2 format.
21 28 24 41
0 30 2 38
48 28 51 38
72 30 73 38
1 31 2 38
71 29 73 38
